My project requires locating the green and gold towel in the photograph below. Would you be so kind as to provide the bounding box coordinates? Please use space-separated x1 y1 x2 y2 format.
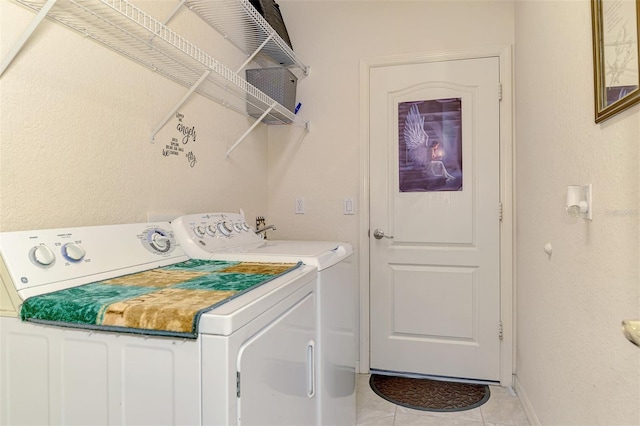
20 259 301 338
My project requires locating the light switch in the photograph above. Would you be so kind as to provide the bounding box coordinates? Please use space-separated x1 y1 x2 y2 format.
344 197 354 215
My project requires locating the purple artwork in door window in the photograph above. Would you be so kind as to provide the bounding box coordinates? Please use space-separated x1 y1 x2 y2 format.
399 99 462 192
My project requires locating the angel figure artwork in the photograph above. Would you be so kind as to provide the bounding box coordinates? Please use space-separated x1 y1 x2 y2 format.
399 100 463 192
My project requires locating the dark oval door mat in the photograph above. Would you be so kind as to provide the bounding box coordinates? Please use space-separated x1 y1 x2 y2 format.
369 374 490 412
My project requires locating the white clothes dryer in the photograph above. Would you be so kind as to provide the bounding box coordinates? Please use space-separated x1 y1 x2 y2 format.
172 212 357 426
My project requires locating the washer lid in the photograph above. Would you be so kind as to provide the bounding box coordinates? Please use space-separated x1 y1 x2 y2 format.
209 240 353 271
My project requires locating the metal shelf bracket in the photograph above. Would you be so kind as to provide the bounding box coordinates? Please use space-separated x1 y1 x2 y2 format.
149 0 187 43
236 33 274 74
225 102 277 159
150 69 212 143
0 0 58 77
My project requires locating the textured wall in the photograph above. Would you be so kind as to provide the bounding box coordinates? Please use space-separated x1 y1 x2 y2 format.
514 1 640 425
0 1 270 231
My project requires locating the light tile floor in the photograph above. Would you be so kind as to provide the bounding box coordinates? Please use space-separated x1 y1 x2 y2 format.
356 374 530 426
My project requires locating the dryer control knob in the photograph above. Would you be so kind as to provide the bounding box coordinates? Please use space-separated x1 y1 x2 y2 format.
30 245 56 267
206 225 217 236
62 243 86 262
194 226 206 238
241 222 251 232
218 221 232 236
233 223 243 233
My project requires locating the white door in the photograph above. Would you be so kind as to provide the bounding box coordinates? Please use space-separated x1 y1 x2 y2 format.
369 57 501 381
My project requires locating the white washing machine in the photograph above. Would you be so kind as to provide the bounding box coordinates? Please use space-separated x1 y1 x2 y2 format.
0 222 318 426
172 212 357 426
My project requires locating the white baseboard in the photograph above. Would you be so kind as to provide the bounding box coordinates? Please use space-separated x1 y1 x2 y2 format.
513 375 541 426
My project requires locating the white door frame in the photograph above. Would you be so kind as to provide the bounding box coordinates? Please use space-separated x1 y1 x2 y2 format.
358 45 515 387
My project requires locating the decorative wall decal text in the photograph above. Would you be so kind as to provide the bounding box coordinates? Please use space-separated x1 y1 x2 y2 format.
161 112 198 168
177 123 196 144
163 137 183 157
186 151 197 168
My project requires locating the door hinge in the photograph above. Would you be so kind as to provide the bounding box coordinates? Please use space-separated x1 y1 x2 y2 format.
236 371 241 397
499 202 503 222
498 83 503 101
499 321 504 341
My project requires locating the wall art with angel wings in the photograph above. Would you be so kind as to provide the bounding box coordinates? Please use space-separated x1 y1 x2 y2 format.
399 99 463 192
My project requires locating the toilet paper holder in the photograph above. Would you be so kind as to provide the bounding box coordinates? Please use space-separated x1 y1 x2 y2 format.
566 184 592 220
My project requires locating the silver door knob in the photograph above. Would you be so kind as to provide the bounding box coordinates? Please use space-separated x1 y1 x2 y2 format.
373 229 393 240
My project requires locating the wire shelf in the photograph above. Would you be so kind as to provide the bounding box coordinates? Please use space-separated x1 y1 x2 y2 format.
14 0 307 127
185 0 308 74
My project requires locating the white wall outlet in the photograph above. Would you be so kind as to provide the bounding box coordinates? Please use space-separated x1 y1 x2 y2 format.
295 197 305 214
344 197 354 215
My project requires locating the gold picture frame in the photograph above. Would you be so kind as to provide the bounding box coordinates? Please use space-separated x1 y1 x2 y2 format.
591 0 640 123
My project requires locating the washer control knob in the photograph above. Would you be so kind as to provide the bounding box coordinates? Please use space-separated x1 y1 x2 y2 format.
218 221 232 236
30 245 56 267
151 232 171 252
241 222 251 232
142 228 175 254
62 243 86 262
206 225 217 236
233 223 243 233
194 226 206 238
